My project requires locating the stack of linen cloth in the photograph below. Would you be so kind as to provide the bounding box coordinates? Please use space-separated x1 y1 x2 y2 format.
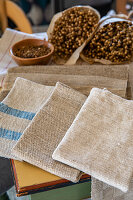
0 28 132 200
0 72 132 200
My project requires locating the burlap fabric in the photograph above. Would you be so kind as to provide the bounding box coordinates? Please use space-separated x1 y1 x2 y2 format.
0 77 53 159
12 82 86 182
53 88 133 192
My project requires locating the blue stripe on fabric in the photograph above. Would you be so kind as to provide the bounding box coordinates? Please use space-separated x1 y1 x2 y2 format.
0 127 22 141
0 103 35 120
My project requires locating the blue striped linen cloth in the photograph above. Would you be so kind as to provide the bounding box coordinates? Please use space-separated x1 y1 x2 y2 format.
0 77 53 160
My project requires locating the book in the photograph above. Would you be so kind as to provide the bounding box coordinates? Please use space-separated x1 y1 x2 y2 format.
11 159 91 197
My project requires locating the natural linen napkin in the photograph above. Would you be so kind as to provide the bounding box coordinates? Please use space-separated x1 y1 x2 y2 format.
53 88 133 192
91 177 133 200
12 82 87 182
0 77 53 159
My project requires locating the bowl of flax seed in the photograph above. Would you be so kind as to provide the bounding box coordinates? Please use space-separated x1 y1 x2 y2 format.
10 39 54 66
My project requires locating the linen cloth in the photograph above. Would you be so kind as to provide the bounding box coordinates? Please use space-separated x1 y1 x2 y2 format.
0 77 53 159
3 65 128 97
0 90 9 101
53 88 133 192
128 62 133 100
12 82 86 182
91 177 133 200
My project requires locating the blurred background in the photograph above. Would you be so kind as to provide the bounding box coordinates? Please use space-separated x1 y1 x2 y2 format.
0 0 133 35
12 0 133 24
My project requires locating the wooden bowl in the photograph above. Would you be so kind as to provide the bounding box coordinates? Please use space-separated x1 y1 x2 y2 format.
10 39 54 66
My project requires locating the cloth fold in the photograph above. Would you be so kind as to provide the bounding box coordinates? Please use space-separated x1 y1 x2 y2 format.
53 88 133 192
12 82 86 182
0 77 53 159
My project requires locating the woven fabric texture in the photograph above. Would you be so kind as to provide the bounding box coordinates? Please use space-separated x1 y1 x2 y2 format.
91 177 133 200
0 90 9 101
12 82 86 182
3 65 128 97
53 88 133 192
0 77 53 159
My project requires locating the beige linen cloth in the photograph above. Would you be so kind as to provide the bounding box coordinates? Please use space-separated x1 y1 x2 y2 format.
3 64 128 97
0 90 9 101
91 63 133 200
12 82 87 182
0 77 53 159
127 62 133 100
91 177 133 200
53 88 133 192
91 62 133 200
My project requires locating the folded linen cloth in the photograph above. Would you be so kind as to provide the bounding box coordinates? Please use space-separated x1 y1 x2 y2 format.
4 72 127 97
7 65 129 80
0 77 53 159
12 82 87 182
91 177 133 200
3 64 128 97
53 88 133 192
